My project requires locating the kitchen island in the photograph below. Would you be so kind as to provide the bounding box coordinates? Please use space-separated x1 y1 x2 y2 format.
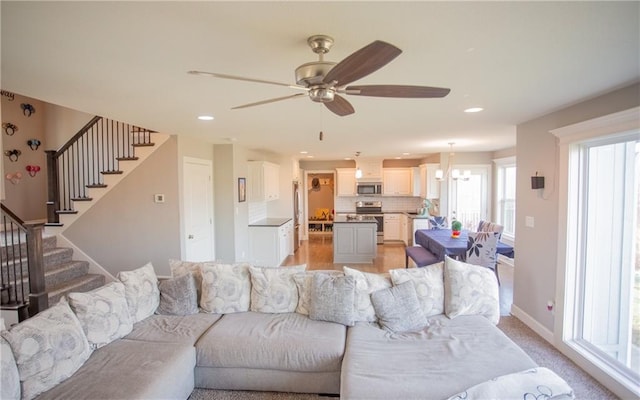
332 215 377 263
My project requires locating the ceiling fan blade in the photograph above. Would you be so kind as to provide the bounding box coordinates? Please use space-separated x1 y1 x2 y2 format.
322 41 402 86
324 94 355 116
231 93 306 110
344 85 451 98
188 70 307 91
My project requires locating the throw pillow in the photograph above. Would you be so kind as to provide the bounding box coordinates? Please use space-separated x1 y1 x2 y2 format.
292 272 313 315
67 281 133 350
117 262 160 323
444 256 500 324
371 280 429 333
169 259 205 301
1 301 92 400
309 273 356 326
200 263 252 314
389 262 445 316
343 266 392 322
1 336 20 400
156 273 199 316
249 265 307 313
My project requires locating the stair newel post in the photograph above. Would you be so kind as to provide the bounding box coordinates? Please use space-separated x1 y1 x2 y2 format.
45 150 60 224
25 223 48 318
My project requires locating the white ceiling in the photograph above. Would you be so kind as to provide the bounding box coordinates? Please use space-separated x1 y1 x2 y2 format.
2 1 638 160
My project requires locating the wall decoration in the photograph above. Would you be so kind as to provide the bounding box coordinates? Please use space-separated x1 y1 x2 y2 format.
238 177 246 202
5 172 23 185
4 149 21 162
3 122 18 136
21 103 36 117
0 90 15 101
26 165 41 177
27 139 41 151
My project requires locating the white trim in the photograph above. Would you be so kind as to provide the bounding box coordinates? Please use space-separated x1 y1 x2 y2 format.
551 106 640 143
493 155 516 165
510 304 554 344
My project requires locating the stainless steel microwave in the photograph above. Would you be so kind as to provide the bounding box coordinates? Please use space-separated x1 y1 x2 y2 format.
356 182 383 195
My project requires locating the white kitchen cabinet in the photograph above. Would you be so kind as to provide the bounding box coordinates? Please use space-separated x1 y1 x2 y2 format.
382 168 413 196
248 161 280 202
408 217 431 246
419 163 441 199
383 213 402 241
400 213 409 245
356 160 382 181
249 219 293 266
336 168 356 196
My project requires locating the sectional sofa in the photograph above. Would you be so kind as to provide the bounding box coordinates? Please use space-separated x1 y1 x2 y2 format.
1 257 575 400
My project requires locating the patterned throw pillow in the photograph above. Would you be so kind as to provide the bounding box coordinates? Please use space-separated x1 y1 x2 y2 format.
292 272 313 315
309 273 356 326
343 266 392 322
1 301 92 400
157 273 199 315
466 231 499 272
389 262 444 316
200 263 252 314
444 256 500 324
249 265 307 313
67 282 133 349
0 336 20 400
371 280 429 333
169 259 206 301
117 262 160 323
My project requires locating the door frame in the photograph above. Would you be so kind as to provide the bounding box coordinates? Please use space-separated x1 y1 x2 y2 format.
181 156 215 261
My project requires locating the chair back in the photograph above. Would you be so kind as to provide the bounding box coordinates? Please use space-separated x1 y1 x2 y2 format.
477 220 504 240
429 216 447 229
466 231 499 272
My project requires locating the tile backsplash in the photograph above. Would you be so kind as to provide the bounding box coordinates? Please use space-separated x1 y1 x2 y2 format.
334 196 426 213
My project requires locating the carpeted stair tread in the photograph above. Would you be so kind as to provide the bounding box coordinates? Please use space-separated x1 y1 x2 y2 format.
47 274 105 305
43 247 74 270
45 261 90 288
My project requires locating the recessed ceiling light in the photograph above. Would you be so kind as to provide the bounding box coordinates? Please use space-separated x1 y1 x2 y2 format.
395 157 402 159
402 152 410 156
306 155 314 158
197 115 214 121
300 151 308 154
464 107 483 113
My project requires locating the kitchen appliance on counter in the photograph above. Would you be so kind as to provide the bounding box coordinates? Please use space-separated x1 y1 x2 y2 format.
356 182 383 196
355 201 384 244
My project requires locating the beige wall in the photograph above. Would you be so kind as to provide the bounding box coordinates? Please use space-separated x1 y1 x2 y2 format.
65 136 181 276
43 103 93 149
514 83 640 331
1 93 47 221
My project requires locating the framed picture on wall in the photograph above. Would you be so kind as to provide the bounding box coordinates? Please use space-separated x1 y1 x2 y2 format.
238 177 246 202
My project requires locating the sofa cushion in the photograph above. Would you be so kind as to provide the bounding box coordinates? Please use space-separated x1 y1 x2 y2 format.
117 262 160 323
389 262 444 317
157 273 199 316
444 256 500 324
249 265 306 313
67 281 133 350
309 273 356 326
125 313 221 346
343 267 392 322
200 263 251 314
1 336 20 400
196 312 346 372
371 280 429 333
33 339 195 400
1 301 92 400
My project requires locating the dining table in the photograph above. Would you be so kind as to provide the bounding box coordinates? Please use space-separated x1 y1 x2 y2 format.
414 229 515 262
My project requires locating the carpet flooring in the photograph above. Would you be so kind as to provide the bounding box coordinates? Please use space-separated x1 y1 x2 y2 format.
188 316 619 400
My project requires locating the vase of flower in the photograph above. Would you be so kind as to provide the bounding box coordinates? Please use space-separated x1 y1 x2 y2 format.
451 220 462 238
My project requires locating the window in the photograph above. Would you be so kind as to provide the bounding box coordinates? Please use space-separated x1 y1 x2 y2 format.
553 107 640 397
494 157 516 241
449 165 490 231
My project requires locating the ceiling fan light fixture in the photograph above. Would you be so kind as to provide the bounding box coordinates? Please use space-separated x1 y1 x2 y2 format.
309 87 335 103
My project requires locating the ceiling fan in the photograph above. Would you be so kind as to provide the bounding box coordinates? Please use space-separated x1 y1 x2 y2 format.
188 35 450 117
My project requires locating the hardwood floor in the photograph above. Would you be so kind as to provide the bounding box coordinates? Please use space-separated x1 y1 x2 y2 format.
282 235 515 315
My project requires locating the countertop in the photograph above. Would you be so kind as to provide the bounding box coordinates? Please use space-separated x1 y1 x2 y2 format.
335 211 432 219
249 217 292 227
333 215 378 223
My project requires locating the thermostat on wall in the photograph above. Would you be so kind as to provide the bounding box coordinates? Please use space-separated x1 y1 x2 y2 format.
154 194 165 203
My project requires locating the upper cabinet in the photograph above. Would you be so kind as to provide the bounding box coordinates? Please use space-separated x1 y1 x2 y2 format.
419 163 441 199
356 159 383 181
248 161 280 202
382 168 414 196
336 168 356 197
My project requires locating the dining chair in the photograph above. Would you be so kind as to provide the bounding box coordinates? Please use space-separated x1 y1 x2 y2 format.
476 220 504 240
428 216 447 229
466 231 500 284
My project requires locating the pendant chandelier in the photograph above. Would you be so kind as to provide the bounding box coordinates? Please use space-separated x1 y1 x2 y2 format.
435 142 471 181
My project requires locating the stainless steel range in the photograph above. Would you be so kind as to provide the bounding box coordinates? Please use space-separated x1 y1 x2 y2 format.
355 201 384 244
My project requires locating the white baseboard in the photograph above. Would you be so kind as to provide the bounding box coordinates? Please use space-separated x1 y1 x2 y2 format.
510 304 555 344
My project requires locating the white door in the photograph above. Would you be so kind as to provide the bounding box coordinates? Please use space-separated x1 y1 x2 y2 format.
183 157 215 261
449 165 490 230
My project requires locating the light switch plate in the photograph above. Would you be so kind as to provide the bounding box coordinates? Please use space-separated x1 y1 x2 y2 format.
525 216 535 228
